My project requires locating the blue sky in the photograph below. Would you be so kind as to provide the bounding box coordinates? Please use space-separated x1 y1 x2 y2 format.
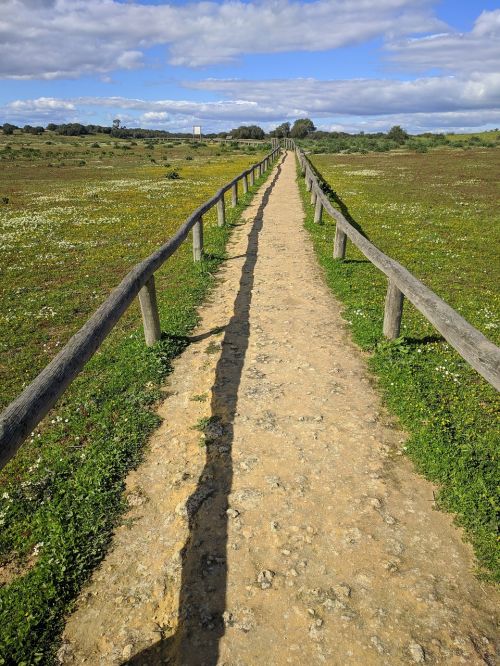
1 0 499 133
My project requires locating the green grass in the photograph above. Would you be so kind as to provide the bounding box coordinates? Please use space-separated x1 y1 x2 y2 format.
298 148 499 582
298 129 500 155
0 133 271 663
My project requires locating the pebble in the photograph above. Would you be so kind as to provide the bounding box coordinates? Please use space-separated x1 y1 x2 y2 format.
257 570 275 589
370 636 385 654
409 642 426 663
122 644 133 660
226 508 240 519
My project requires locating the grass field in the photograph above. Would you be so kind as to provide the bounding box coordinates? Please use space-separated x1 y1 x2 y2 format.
299 147 499 582
0 133 269 663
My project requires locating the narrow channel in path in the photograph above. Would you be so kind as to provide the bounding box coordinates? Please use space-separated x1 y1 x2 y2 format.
61 153 499 666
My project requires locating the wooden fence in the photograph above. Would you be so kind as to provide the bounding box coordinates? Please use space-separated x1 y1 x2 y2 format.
294 143 500 392
0 147 281 470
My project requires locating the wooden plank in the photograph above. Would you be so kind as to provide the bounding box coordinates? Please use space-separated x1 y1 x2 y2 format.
138 275 162 346
243 173 249 194
299 150 500 390
314 198 323 224
250 168 255 186
217 195 225 227
383 280 404 339
192 216 203 261
333 226 347 259
231 181 238 207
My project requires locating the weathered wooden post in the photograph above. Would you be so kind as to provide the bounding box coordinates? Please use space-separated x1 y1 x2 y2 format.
311 187 317 205
250 168 255 186
383 280 404 339
243 173 249 194
333 225 347 259
217 195 225 227
306 175 312 192
231 181 238 207
314 197 323 224
193 215 203 261
138 275 161 346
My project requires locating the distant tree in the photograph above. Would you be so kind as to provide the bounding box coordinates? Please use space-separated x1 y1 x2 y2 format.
46 123 58 131
2 123 17 135
230 125 265 139
271 122 291 138
290 118 316 139
23 125 44 135
387 125 409 144
55 123 88 136
113 118 121 129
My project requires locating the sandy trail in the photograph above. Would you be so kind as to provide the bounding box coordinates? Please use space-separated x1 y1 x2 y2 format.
61 153 498 665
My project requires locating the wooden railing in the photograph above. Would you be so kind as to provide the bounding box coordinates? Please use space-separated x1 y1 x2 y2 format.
0 147 281 470
293 143 500 392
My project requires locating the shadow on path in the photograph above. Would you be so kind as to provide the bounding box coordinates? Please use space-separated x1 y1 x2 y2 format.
124 157 284 666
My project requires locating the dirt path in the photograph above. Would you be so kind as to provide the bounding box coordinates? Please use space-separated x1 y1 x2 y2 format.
60 153 499 665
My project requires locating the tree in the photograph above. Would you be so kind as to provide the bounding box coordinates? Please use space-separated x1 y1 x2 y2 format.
23 125 44 135
290 118 316 139
387 125 409 144
230 125 265 139
271 122 291 138
2 123 17 135
113 118 121 129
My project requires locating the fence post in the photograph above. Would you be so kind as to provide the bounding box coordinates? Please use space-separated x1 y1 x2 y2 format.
333 225 347 259
314 198 323 224
383 280 404 339
306 175 312 192
217 195 225 227
193 215 203 261
138 275 161 346
311 188 317 205
243 173 249 194
250 168 255 186
231 181 238 207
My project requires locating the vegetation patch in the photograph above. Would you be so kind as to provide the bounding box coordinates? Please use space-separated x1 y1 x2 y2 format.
297 149 499 582
0 133 270 663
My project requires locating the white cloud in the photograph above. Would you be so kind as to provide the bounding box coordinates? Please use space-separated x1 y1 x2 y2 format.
3 78 499 133
189 73 500 116
0 0 445 79
1 97 78 123
386 10 500 74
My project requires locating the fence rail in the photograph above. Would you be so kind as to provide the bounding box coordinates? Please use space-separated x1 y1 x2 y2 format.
0 147 281 470
294 144 500 392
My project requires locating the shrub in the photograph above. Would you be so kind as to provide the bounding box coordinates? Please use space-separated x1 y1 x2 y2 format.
165 169 180 179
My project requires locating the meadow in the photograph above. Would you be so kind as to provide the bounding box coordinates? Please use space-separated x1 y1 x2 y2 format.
299 146 499 582
0 133 268 662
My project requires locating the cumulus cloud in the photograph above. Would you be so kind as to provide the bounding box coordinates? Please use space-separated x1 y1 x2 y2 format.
0 0 445 79
4 73 499 133
189 73 500 116
386 9 500 73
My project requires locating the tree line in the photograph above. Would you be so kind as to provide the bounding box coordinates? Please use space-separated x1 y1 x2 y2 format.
1 118 408 142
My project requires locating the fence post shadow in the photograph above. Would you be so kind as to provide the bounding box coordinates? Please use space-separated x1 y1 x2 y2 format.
124 156 284 666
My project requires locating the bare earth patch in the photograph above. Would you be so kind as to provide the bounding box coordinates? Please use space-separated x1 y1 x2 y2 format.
60 153 498 665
